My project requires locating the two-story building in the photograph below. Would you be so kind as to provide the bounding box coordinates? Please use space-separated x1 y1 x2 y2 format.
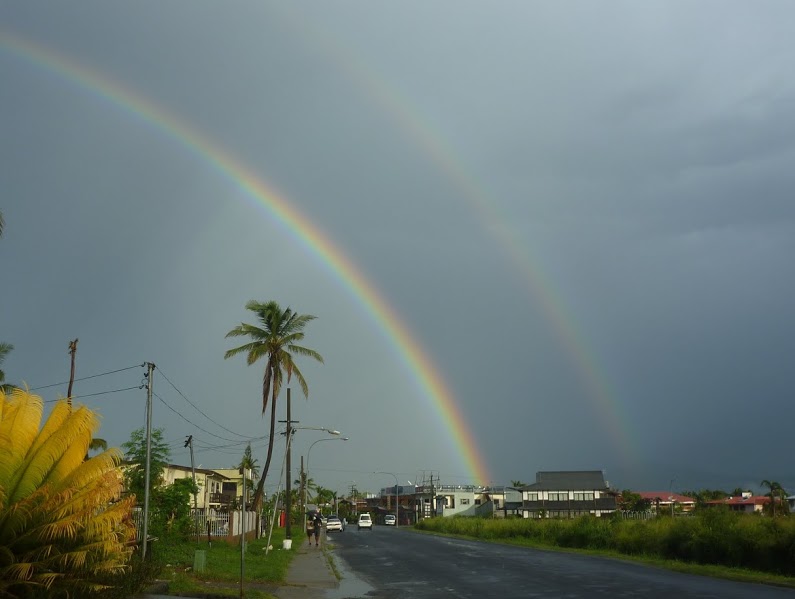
519 471 617 518
162 464 232 512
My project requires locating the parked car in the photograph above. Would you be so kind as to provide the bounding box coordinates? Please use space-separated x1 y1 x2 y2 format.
326 516 343 532
384 514 396 526
357 513 373 530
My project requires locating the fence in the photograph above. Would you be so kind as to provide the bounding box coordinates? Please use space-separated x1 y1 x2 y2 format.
131 508 256 541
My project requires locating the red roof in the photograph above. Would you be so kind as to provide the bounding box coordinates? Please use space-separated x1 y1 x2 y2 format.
705 495 770 506
635 492 696 503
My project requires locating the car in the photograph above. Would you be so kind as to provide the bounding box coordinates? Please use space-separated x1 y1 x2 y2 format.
384 514 396 526
357 513 373 530
326 516 343 532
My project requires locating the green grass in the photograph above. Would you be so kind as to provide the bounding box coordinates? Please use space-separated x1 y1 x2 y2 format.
414 513 795 587
151 527 296 597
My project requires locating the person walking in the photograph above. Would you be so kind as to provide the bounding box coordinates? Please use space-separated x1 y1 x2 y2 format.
305 514 313 545
312 513 323 547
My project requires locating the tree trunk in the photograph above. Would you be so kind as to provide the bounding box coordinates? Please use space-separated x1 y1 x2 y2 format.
251 389 278 512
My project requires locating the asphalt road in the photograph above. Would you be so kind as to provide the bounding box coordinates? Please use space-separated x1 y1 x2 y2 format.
327 524 795 599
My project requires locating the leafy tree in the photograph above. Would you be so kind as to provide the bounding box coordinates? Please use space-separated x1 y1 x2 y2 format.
0 388 135 597
154 477 198 535
761 480 787 517
510 480 528 488
224 300 323 512
617 490 650 512
121 427 170 503
238 443 259 495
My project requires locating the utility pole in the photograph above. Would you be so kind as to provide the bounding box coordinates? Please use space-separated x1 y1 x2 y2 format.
299 455 305 518
278 388 297 541
185 435 199 540
142 362 154 559
66 338 78 409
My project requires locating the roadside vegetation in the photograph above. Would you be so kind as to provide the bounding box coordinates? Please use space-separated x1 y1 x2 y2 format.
416 511 795 582
153 530 293 598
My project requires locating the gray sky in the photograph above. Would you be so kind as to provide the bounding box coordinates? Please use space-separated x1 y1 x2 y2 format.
2 1 794 497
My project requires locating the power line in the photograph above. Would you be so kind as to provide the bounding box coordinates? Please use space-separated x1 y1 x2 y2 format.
31 363 144 391
153 391 258 443
156 367 252 439
43 385 144 403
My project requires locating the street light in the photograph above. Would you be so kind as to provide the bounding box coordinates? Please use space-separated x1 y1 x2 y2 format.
305 436 349 512
375 471 400 528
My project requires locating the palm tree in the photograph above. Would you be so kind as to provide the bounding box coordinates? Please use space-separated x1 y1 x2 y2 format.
0 342 14 393
761 480 786 517
225 300 323 511
0 388 135 597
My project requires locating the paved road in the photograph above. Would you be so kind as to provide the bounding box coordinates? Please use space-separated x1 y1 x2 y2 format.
328 525 795 598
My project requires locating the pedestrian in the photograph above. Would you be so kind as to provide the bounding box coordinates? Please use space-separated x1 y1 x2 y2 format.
306 515 313 545
313 513 323 546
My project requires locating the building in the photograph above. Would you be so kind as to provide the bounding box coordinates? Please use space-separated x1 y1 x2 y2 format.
162 464 232 511
704 492 771 514
635 491 696 513
520 471 617 518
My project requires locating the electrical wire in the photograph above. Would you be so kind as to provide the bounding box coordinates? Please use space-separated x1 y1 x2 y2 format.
156 367 254 439
31 363 145 391
153 391 258 443
43 385 144 403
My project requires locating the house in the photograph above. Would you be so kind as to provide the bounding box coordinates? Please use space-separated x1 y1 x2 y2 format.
704 492 771 514
635 491 696 513
163 464 232 512
788 495 795 512
212 467 255 509
519 471 617 518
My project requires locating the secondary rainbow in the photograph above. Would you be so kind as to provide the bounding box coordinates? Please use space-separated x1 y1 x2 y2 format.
277 8 638 458
0 30 491 485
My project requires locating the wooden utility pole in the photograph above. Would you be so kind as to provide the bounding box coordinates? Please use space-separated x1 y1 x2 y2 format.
66 339 78 409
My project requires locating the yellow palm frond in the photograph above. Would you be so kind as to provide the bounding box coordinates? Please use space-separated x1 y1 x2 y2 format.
0 390 134 597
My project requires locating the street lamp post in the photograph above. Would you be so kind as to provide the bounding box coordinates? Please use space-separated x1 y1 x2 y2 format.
305 437 349 513
375 471 400 528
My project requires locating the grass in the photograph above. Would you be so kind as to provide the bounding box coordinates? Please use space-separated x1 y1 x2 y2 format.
151 527 296 598
414 515 795 589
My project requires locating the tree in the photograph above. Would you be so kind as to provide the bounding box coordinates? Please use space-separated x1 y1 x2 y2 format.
0 388 135 597
238 443 259 495
761 480 787 517
0 342 14 393
224 300 323 512
121 427 171 503
510 480 527 488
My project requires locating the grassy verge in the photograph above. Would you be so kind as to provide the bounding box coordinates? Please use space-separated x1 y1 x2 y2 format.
414 515 795 589
152 527 295 598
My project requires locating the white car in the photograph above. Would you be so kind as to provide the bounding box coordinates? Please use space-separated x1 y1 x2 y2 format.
384 514 396 526
357 513 373 530
326 516 343 532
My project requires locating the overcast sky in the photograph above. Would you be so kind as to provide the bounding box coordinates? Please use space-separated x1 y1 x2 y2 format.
2 1 794 497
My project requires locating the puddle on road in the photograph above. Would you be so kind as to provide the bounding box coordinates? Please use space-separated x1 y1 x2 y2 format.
323 552 375 599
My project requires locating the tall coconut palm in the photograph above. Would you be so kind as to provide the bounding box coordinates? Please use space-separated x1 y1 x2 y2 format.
224 300 323 511
0 388 136 597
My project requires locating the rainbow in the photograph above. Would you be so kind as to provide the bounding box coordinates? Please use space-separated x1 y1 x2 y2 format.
0 30 492 485
277 8 637 458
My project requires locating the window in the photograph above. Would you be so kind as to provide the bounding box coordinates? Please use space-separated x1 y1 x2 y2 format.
474 498 481 505
573 492 594 501
461 498 470 505
526 492 538 501
494 499 501 507
548 492 568 501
